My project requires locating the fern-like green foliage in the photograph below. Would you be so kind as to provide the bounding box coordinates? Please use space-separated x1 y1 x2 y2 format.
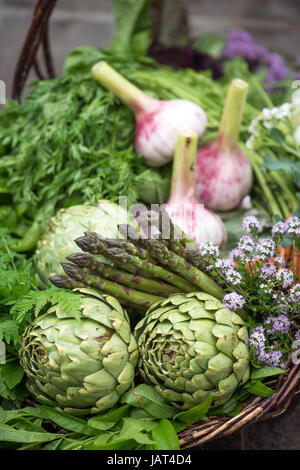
0 230 83 406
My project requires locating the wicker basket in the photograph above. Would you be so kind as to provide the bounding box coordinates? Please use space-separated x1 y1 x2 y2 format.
12 0 300 449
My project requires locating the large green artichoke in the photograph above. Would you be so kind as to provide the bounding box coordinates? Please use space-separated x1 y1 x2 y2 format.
34 201 136 287
20 288 138 415
135 292 250 409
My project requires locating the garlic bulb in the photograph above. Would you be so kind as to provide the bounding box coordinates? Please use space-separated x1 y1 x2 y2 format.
91 61 207 167
195 79 253 212
164 131 227 248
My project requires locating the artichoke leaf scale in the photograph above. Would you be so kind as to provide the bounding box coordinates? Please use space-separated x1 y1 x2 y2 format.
237 326 249 344
59 357 100 382
192 389 212 403
93 390 121 414
233 357 250 383
231 312 246 327
66 388 103 407
205 300 223 310
214 308 235 328
190 319 215 345
205 352 233 385
212 324 239 357
55 340 99 370
192 341 218 369
178 300 203 313
43 381 67 400
189 292 217 302
189 307 215 320
189 357 204 373
232 340 250 360
102 350 130 378
117 361 136 387
167 295 189 306
83 368 116 395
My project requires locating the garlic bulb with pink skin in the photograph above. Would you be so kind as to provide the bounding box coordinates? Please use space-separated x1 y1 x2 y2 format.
91 61 207 167
164 131 227 248
195 79 253 212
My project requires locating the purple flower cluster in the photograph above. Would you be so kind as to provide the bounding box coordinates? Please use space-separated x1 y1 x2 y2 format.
265 315 291 335
285 216 300 238
271 217 300 239
256 238 276 260
223 292 246 312
242 216 263 234
276 268 296 289
289 283 300 304
249 325 266 351
201 215 298 370
295 329 300 341
199 242 220 258
215 258 234 271
225 268 242 285
272 221 286 238
257 349 283 368
249 323 285 367
222 29 291 89
229 247 244 261
238 235 256 255
222 30 267 63
260 262 276 280
265 52 289 83
259 282 273 295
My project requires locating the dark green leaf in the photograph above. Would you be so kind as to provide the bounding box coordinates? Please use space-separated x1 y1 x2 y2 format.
88 404 131 431
250 366 286 380
0 422 62 443
151 419 180 450
121 384 175 419
40 406 95 435
270 128 287 146
173 395 213 424
244 381 274 397
0 362 24 390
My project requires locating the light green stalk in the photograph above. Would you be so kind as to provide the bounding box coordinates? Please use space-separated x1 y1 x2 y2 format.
218 79 249 150
91 61 152 113
168 131 198 203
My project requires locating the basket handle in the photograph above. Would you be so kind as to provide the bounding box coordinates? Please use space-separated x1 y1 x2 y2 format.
12 0 57 102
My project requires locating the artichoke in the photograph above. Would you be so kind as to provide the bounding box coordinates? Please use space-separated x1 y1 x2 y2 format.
34 201 136 287
135 292 250 409
20 288 138 415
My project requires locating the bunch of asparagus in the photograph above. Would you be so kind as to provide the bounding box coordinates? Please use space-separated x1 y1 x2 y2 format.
50 210 224 311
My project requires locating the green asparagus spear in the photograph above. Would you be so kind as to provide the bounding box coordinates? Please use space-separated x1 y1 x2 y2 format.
75 236 194 292
84 232 156 262
50 274 84 290
145 239 224 300
60 262 163 309
103 247 195 293
66 253 179 296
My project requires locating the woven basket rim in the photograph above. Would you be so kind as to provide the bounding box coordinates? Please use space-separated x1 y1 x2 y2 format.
178 355 300 448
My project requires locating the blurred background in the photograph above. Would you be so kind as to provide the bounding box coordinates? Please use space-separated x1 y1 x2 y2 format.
1 0 300 97
0 0 299 450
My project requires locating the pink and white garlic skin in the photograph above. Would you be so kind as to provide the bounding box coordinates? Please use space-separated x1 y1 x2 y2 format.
164 131 227 248
195 79 253 212
91 61 207 167
135 99 207 167
195 140 253 212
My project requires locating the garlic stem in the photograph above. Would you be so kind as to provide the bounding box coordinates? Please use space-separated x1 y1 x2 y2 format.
91 61 152 113
168 131 198 203
240 143 283 218
218 79 249 149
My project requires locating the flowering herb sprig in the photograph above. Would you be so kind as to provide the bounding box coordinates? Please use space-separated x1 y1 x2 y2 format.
195 215 300 368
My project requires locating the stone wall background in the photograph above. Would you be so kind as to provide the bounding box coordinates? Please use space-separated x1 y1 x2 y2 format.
1 0 300 97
